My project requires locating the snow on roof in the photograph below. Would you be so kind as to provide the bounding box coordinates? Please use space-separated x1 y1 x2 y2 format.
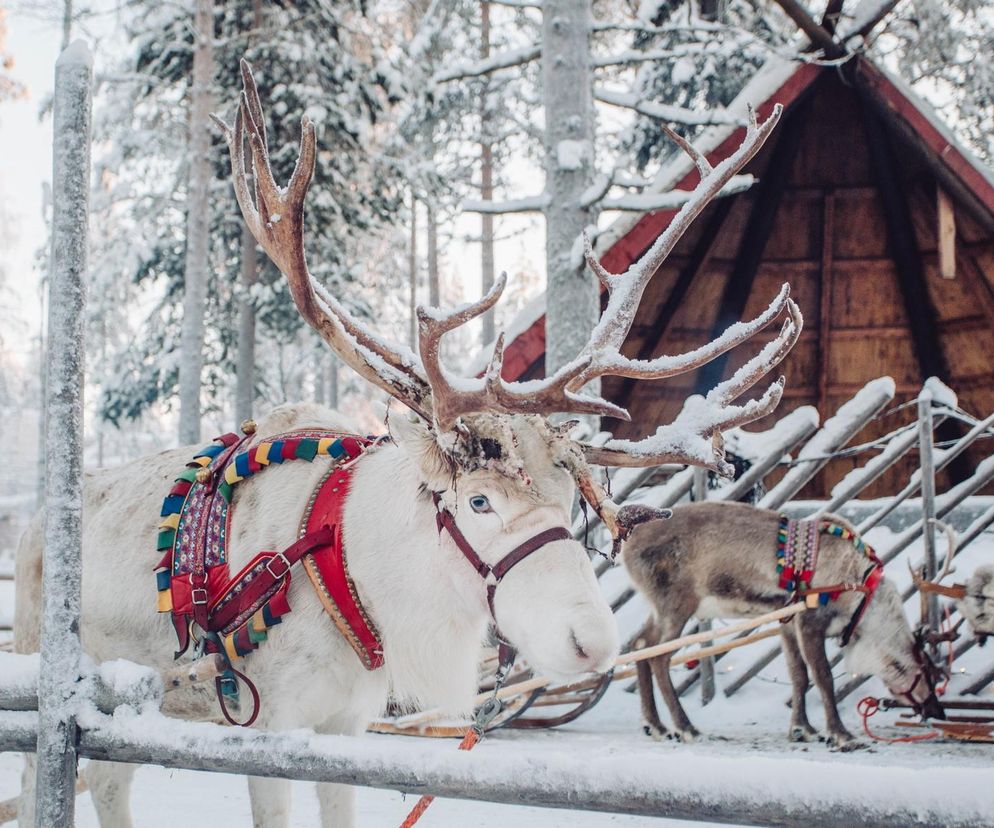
468 55 801 372
480 52 994 373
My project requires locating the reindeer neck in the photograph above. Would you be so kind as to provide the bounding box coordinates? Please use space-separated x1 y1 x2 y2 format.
342 442 489 713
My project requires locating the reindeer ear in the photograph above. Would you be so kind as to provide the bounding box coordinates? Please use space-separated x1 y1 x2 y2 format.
389 413 456 490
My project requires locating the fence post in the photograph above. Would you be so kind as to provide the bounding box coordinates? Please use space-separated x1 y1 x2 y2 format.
917 390 939 644
692 467 715 706
35 40 92 826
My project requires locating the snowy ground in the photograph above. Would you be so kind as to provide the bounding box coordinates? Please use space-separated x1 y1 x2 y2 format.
0 525 992 825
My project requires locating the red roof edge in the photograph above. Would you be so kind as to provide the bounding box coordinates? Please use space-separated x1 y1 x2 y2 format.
856 59 994 216
501 61 822 382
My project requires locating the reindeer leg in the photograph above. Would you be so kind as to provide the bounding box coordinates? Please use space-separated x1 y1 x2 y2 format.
637 658 669 740
649 604 700 742
797 614 860 750
781 625 818 742
84 761 136 828
633 618 669 739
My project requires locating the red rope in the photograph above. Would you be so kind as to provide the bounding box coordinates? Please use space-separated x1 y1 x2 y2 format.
857 696 941 744
399 728 481 828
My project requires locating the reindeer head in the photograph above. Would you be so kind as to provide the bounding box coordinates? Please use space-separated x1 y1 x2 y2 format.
214 61 801 679
846 581 946 720
910 525 994 643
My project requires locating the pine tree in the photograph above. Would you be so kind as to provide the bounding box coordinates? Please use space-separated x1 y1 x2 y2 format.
92 0 400 431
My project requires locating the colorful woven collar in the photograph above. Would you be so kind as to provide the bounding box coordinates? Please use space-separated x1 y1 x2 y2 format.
776 516 881 608
154 427 384 671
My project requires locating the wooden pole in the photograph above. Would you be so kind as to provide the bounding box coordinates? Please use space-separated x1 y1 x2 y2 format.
918 392 940 642
36 39 91 826
393 604 805 730
693 468 716 706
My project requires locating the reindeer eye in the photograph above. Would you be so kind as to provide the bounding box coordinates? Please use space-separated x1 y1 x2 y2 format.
469 495 492 514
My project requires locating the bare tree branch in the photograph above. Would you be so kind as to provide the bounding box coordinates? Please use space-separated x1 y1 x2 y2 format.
461 194 549 214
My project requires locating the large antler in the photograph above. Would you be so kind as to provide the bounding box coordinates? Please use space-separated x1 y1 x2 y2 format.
216 63 798 471
212 61 434 420
420 102 800 466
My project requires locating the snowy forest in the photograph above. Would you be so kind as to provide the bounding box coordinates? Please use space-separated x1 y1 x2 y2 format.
1 0 993 495
4 1 994 824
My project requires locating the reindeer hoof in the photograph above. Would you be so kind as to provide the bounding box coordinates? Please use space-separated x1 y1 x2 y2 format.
670 726 700 744
827 732 865 752
789 725 819 743
643 722 668 741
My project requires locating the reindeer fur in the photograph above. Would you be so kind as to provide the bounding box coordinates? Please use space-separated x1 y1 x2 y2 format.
961 565 994 641
622 501 943 749
16 403 618 827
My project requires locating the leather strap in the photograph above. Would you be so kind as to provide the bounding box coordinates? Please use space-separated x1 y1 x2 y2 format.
432 492 572 622
215 663 262 727
208 526 337 632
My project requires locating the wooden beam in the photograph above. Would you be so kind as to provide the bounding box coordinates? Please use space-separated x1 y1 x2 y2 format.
937 185 957 279
861 99 950 382
772 0 846 58
861 101 973 486
820 0 845 35
817 190 835 418
846 0 901 43
694 95 812 396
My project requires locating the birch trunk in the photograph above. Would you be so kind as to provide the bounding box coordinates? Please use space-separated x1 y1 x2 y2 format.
427 201 440 307
541 0 598 382
235 225 257 423
409 191 418 348
480 0 496 346
36 40 91 824
178 0 214 444
328 355 339 409
235 0 262 424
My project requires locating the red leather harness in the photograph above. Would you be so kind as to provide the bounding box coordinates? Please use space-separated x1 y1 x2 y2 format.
155 430 383 725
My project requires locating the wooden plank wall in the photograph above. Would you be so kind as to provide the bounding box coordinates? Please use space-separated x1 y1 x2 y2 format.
602 73 994 497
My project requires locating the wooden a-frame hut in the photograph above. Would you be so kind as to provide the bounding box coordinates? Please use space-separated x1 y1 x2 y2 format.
496 55 994 496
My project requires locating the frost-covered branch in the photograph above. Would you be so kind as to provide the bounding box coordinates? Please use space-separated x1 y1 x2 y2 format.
592 46 714 68
461 193 549 214
432 45 540 84
599 175 755 211
589 19 728 35
594 88 741 127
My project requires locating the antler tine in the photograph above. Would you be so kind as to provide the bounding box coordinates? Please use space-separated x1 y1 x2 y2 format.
566 105 784 402
417 273 627 430
930 519 958 582
214 60 434 420
575 295 800 472
707 298 802 405
582 231 614 289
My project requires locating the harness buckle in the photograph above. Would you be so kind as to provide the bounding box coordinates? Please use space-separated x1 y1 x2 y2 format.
191 588 209 606
266 553 291 580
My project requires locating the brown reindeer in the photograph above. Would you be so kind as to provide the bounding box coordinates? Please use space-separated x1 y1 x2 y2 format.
623 502 945 749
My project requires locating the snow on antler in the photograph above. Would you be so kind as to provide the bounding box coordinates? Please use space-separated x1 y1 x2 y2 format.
215 62 799 473
212 60 434 420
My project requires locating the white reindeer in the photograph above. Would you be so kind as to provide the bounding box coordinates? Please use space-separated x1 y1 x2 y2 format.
15 62 800 827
